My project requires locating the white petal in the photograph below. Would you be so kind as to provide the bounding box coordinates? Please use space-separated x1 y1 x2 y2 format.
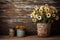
37 16 42 20
46 13 51 18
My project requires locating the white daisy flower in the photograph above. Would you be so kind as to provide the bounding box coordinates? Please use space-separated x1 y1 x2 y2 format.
37 16 42 20
52 14 56 17
39 5 44 11
34 15 38 18
32 19 37 22
30 11 36 18
34 5 39 10
31 11 36 15
44 7 50 13
40 5 44 10
44 4 50 13
46 13 51 18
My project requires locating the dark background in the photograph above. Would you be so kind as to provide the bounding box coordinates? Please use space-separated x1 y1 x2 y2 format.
0 0 60 36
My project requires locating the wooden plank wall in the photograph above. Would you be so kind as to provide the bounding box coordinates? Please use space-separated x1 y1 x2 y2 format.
0 0 60 35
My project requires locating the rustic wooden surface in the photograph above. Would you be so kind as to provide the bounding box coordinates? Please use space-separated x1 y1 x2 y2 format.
0 36 60 40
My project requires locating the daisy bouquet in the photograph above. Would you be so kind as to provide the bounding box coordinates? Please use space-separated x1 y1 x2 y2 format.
30 4 59 23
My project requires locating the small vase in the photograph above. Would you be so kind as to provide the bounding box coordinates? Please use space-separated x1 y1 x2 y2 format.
37 23 51 37
9 28 14 37
17 29 25 37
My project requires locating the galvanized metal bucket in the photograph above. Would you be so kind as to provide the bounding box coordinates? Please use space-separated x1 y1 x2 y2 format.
17 29 25 37
37 23 51 37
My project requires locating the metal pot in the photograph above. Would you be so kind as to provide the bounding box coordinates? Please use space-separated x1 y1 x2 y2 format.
37 23 51 37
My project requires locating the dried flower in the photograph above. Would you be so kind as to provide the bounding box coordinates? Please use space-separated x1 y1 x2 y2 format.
16 25 26 30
